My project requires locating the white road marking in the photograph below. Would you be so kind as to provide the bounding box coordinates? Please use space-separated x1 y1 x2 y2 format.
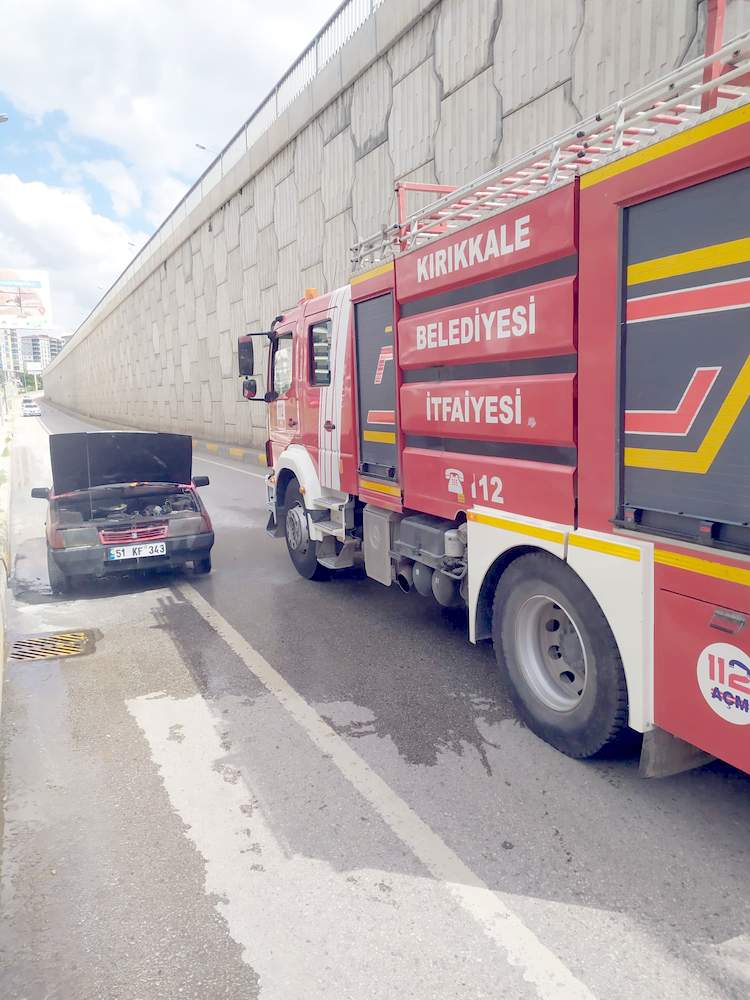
127 689 536 998
177 580 595 1000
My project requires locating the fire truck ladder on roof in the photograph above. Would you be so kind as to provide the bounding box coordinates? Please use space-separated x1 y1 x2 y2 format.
350 29 750 271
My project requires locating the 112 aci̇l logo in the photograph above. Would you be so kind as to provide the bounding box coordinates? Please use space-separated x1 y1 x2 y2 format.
696 642 750 725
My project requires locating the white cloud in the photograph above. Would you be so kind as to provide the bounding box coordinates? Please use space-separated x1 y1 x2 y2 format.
80 159 142 218
1 0 342 333
0 174 148 332
2 0 342 219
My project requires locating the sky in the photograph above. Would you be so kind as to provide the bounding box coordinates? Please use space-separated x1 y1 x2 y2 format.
0 0 342 334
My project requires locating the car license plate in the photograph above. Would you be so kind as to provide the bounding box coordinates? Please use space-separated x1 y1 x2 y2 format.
107 542 167 560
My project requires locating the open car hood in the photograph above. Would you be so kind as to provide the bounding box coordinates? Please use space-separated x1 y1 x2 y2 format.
49 432 193 495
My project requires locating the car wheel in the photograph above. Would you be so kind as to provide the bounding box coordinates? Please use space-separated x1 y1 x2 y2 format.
492 551 629 759
283 480 329 581
47 550 72 595
193 555 212 575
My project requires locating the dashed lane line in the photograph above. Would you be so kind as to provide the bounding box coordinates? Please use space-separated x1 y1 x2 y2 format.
177 580 596 1000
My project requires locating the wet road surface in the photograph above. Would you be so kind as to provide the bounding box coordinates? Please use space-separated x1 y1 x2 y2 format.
1 402 749 999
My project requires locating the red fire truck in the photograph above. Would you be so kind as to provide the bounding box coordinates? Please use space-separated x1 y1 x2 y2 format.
239 28 750 776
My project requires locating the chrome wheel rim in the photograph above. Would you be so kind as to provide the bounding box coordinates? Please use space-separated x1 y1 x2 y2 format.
286 503 309 553
514 594 587 712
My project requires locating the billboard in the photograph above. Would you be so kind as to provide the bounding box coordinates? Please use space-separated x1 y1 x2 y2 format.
0 269 52 329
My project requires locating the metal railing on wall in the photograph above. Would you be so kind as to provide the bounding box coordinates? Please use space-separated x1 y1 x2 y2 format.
70 0 383 344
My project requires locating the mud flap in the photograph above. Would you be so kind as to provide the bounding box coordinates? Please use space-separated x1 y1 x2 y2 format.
266 510 283 538
639 726 714 778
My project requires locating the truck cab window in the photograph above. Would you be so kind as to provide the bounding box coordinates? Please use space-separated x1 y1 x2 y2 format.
272 333 293 396
309 320 332 386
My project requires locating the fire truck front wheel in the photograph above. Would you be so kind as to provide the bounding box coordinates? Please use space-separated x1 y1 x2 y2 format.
282 481 329 581
492 552 628 759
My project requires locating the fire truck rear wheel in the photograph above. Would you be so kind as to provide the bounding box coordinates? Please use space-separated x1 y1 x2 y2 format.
492 552 628 759
283 481 329 581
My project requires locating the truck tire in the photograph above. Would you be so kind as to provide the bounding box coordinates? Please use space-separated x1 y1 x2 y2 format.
47 550 71 595
282 480 329 581
492 551 628 758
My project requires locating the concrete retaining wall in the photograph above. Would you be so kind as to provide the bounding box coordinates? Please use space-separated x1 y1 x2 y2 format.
44 0 750 447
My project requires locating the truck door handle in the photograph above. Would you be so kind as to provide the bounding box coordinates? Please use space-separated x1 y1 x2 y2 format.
288 417 297 427
324 420 335 431
709 608 746 634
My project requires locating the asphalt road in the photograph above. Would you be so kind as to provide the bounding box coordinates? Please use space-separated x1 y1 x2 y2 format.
1 402 749 1000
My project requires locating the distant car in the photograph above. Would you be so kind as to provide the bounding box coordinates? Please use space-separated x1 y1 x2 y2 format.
21 400 41 416
31 431 214 593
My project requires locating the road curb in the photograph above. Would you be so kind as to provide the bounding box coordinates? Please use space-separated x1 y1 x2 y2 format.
42 401 268 469
191 438 267 468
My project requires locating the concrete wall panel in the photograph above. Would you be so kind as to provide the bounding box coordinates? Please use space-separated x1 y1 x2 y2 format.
257 225 279 291
493 0 580 115
353 141 395 240
294 121 324 200
389 59 440 177
322 127 355 219
323 211 356 291
499 82 578 161
435 66 500 185
278 242 301 311
298 193 325 270
572 0 699 116
434 0 498 95
388 6 438 83
274 173 298 249
351 58 392 155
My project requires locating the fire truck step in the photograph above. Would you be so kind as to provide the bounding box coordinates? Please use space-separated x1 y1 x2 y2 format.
314 519 346 537
312 497 347 512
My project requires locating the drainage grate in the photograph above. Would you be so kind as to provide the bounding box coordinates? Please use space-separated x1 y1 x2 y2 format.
9 630 93 661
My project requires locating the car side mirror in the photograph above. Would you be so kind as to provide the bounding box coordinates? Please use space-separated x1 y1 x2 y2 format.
192 476 209 488
31 487 50 499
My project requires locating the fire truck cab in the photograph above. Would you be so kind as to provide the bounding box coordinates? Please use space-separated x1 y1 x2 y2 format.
240 31 750 776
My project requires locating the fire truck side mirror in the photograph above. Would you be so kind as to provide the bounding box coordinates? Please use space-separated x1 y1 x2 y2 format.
238 336 256 377
243 377 260 399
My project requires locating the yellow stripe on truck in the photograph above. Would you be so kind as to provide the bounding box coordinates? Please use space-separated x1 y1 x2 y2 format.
655 548 750 588
350 262 394 286
467 511 565 544
363 430 396 444
627 236 750 286
359 478 401 497
568 534 641 561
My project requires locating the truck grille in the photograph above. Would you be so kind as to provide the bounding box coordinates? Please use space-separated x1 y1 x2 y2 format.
99 523 168 544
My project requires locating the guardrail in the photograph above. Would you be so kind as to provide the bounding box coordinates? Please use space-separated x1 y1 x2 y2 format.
71 0 383 343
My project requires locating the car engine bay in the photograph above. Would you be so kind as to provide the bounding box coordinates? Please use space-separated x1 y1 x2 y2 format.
53 486 200 526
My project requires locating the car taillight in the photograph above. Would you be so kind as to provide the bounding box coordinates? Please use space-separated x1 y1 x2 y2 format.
265 439 273 468
200 510 213 533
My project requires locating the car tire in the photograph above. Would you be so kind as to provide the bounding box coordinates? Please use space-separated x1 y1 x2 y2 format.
193 555 212 575
282 480 329 581
47 550 72 595
492 551 629 759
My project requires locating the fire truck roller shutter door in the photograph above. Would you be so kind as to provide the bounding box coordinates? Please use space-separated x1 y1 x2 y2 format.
354 292 398 479
621 165 750 547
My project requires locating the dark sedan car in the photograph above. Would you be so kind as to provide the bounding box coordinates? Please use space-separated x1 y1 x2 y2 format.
32 431 214 593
